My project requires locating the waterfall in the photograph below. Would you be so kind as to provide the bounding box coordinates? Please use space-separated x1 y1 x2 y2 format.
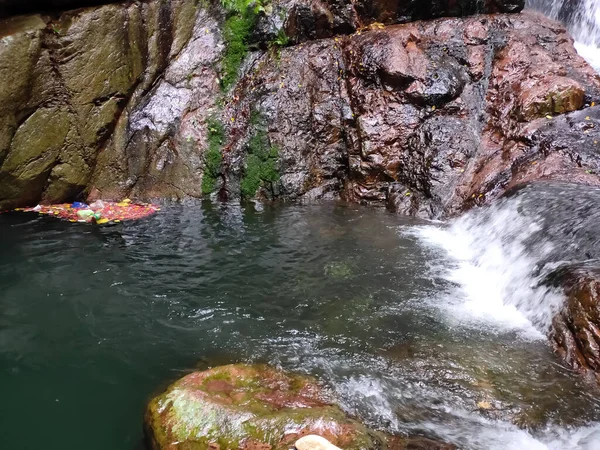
527 0 600 70
415 182 600 336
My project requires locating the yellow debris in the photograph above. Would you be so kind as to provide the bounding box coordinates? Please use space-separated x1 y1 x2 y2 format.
96 218 109 225
546 115 553 119
586 116 591 120
477 401 492 410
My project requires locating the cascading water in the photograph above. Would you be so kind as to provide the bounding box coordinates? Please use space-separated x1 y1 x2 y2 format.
411 182 600 449
528 0 600 70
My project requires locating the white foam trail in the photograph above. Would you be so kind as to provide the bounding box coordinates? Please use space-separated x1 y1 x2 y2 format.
336 375 600 450
411 198 564 338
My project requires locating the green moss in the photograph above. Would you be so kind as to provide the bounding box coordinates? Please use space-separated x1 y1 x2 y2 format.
202 117 225 195
220 0 266 91
240 114 280 198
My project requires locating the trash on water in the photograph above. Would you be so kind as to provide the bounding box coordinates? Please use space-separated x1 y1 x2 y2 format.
15 200 160 225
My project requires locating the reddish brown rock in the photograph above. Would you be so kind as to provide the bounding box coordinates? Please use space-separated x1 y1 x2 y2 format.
255 0 525 45
214 11 600 217
550 267 600 383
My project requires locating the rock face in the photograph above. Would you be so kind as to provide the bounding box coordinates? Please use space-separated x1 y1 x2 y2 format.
144 364 455 450
0 0 207 210
218 10 600 217
256 0 525 45
0 0 598 219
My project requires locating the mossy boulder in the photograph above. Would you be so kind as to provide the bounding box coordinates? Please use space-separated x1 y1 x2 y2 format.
145 364 383 450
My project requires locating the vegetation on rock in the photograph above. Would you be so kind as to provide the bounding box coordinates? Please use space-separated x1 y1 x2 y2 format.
240 112 280 198
220 0 266 91
201 117 225 195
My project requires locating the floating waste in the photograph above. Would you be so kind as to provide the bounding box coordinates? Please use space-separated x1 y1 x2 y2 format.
12 199 160 224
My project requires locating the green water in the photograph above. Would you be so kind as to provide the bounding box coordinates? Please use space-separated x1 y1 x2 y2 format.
0 202 599 450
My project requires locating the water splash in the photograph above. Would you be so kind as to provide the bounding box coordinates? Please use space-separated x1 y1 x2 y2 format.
415 197 564 338
528 0 600 70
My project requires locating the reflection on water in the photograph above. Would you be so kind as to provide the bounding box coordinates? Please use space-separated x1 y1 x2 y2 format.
0 201 599 450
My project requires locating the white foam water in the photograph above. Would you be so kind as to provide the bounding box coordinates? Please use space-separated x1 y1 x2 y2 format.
336 374 600 450
413 197 564 339
528 0 600 71
402 194 600 449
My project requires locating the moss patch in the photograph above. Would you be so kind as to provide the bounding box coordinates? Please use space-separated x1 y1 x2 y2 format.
240 113 280 198
220 0 267 91
201 117 225 195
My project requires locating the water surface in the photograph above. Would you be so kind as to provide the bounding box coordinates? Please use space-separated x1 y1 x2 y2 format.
0 201 599 449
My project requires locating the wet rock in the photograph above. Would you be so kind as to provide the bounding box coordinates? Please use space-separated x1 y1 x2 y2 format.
0 0 208 209
1 2 598 214
145 364 456 450
255 0 525 45
144 364 380 450
549 266 600 383
218 11 600 212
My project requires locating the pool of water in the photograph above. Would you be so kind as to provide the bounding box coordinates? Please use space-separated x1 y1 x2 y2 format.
1 201 599 449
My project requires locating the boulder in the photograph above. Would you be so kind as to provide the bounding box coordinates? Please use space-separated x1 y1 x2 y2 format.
144 364 456 450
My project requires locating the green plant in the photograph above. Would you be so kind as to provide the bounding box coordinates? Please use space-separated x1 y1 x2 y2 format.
220 0 267 91
202 117 225 194
240 119 280 198
271 28 289 47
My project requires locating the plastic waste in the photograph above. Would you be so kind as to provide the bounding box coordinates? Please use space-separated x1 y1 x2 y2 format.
71 202 89 209
76 209 95 220
116 198 132 207
89 200 105 210
32 205 42 212
96 218 109 225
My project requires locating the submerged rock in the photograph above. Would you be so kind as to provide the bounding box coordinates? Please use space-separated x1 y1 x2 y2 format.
145 364 456 450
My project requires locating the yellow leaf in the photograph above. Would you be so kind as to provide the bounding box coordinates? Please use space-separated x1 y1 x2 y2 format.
546 115 553 119
477 401 492 410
